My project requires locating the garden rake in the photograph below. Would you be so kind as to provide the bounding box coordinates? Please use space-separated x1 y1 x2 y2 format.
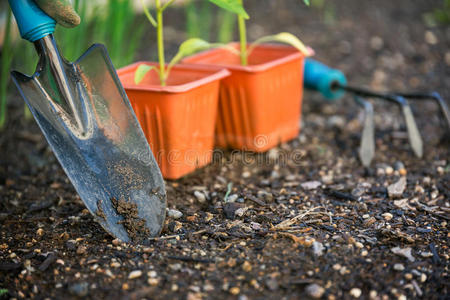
8 0 166 243
304 59 450 167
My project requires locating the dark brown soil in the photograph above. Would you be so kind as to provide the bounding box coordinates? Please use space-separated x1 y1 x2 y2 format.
1 0 449 299
111 197 150 243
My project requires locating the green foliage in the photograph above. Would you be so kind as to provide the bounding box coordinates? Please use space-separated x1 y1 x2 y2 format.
208 0 249 19
0 289 8 297
0 8 13 129
424 0 450 26
185 0 213 40
249 32 313 56
93 0 145 68
185 1 236 43
217 10 236 43
136 1 217 86
211 0 312 65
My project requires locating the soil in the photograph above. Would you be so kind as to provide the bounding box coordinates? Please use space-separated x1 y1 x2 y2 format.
111 197 150 243
1 0 449 299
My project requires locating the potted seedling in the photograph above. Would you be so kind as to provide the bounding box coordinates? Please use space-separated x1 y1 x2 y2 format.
184 0 314 152
117 0 230 180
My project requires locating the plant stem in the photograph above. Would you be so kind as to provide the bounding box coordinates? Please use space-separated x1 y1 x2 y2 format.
237 0 248 66
156 0 166 86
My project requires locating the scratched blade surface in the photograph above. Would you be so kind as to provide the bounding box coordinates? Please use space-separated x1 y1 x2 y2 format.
401 102 423 158
11 44 166 243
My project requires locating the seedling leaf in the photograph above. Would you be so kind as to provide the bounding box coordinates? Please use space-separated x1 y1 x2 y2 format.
303 0 310 6
208 0 249 19
168 38 216 70
249 32 314 57
134 64 159 85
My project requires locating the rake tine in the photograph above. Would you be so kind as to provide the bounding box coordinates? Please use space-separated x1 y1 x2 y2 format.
390 96 424 158
394 91 450 134
354 96 375 167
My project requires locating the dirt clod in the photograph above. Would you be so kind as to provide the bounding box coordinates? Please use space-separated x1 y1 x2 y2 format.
111 197 149 243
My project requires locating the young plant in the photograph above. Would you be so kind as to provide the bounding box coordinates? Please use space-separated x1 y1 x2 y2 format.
135 0 245 86
209 0 313 65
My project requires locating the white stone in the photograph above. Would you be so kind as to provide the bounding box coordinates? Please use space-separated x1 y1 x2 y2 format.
305 283 325 299
350 287 362 298
393 263 405 271
167 209 183 219
194 191 206 203
301 181 322 190
128 270 142 279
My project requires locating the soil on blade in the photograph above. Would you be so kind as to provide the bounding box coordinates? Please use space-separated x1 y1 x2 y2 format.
111 197 150 243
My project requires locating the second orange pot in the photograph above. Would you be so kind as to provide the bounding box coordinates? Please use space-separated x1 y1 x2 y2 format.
118 62 229 179
183 43 305 152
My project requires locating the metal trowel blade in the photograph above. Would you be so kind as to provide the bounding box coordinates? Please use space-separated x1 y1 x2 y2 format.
11 43 166 243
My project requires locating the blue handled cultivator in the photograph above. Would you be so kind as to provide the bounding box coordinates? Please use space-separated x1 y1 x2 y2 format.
304 59 450 167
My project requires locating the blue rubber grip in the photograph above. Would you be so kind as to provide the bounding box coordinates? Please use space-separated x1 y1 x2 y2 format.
8 0 56 42
304 59 348 101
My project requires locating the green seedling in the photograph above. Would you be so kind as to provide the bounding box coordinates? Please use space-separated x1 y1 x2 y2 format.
135 0 247 86
209 0 313 65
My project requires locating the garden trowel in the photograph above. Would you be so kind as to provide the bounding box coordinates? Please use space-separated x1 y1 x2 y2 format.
8 0 166 243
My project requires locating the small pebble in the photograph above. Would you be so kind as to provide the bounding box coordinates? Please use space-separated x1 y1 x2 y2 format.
313 241 325 256
393 161 405 171
425 30 438 45
405 273 413 280
388 177 407 198
350 287 362 298
128 270 142 279
385 166 394 175
69 282 89 297
370 36 384 50
420 251 433 258
168 209 183 219
301 181 322 190
391 247 415 262
362 214 370 219
333 264 342 271
355 242 364 249
420 273 427 282
226 194 239 203
361 250 368 257
242 261 252 272
230 287 240 295
382 212 393 221
393 263 405 271
194 191 206 203
76 246 86 255
305 283 325 299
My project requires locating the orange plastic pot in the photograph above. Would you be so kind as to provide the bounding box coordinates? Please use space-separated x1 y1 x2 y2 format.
117 62 229 180
183 43 305 152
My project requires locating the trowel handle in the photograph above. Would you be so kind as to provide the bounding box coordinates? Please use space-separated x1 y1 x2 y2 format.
8 0 56 42
304 59 348 101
